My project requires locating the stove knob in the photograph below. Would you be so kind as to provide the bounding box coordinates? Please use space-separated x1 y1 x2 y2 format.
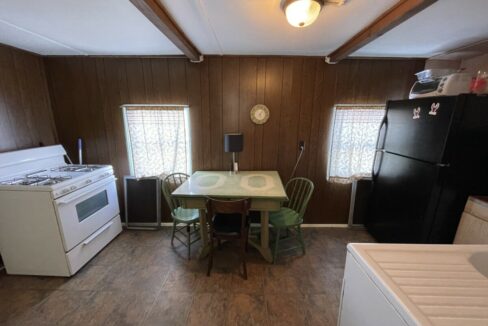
86 179 92 184
70 186 77 191
62 188 69 194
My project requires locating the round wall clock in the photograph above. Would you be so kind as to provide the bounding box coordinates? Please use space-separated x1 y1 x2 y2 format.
250 104 270 125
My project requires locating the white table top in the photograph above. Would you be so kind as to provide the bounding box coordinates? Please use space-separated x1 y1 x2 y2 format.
348 243 488 326
172 171 288 200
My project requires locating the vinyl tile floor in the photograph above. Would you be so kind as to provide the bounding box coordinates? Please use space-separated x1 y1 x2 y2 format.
0 227 374 326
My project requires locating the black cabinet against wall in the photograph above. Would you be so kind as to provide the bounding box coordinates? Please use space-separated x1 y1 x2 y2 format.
124 176 161 229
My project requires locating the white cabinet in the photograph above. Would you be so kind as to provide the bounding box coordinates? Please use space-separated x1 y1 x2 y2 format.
454 196 488 244
338 253 408 326
338 243 488 326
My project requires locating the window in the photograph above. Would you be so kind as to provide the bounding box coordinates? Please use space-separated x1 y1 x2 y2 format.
76 191 108 222
122 105 191 178
328 105 385 183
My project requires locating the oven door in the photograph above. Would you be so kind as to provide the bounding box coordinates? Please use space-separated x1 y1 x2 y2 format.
54 176 120 252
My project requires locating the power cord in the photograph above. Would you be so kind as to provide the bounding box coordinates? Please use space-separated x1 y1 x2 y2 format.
289 141 305 181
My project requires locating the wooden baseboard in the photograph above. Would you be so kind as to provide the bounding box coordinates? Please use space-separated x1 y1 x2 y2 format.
123 222 351 228
301 224 348 228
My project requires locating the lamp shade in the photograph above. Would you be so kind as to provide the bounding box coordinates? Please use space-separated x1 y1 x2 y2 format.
224 133 243 152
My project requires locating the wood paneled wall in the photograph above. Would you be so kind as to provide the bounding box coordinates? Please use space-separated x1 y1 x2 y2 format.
0 45 57 152
44 56 424 223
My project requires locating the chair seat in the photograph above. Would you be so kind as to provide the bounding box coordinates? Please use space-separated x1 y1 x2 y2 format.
213 213 243 236
269 207 301 228
172 207 200 223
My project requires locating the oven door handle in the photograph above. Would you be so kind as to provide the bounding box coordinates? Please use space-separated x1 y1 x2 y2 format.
83 221 113 246
56 177 116 206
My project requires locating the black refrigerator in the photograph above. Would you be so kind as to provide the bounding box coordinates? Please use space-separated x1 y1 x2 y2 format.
366 94 488 243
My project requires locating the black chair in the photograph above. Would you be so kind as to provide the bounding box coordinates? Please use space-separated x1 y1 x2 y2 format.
206 198 251 280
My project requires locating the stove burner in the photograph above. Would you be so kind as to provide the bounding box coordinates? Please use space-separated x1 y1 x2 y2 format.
0 164 109 187
1 177 45 186
39 176 73 186
0 175 72 186
55 165 104 173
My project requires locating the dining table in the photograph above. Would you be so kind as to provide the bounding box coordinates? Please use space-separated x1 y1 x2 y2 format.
171 170 288 263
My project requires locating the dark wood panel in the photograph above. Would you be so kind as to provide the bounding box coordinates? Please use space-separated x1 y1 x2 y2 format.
199 60 212 171
222 57 240 170
261 58 284 170
185 59 203 171
44 56 424 223
295 58 317 179
277 58 303 180
208 58 223 170
238 57 257 171
253 58 267 170
0 45 57 153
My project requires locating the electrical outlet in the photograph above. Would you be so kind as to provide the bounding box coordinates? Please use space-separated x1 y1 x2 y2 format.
299 140 305 150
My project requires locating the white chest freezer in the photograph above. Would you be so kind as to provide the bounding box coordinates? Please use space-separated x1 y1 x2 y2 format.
339 243 488 326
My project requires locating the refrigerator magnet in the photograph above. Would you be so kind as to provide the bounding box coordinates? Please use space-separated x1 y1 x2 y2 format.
429 103 440 116
413 107 421 119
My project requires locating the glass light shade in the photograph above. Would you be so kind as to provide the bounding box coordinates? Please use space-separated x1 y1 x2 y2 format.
285 0 323 28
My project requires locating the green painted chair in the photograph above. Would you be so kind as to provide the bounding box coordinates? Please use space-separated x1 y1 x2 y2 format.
162 173 200 260
270 177 314 263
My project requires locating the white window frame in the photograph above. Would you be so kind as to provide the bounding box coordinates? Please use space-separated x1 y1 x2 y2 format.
121 104 192 177
327 104 385 183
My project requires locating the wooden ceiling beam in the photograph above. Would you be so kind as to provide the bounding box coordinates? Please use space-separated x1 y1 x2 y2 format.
129 0 202 62
326 0 437 63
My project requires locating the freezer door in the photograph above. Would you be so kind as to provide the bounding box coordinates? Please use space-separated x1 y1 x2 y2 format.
367 152 442 243
381 97 460 163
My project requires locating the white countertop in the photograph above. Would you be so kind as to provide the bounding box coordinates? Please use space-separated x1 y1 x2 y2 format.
347 243 488 326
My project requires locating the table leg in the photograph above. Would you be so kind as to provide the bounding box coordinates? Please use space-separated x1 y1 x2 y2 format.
259 211 273 262
247 211 273 263
197 208 210 259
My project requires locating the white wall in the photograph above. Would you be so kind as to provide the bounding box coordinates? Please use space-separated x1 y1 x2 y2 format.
424 59 460 70
424 53 488 74
461 54 488 74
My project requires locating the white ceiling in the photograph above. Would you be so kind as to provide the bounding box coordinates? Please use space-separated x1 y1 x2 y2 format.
0 0 181 55
159 0 398 56
0 0 487 58
354 0 488 58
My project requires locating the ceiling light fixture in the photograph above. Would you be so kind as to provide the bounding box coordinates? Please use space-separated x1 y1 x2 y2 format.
282 0 325 28
281 0 346 28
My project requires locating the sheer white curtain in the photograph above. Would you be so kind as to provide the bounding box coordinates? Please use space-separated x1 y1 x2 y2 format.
124 106 191 178
328 105 385 183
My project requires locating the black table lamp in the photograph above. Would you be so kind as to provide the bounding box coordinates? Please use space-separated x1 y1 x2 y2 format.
224 133 243 174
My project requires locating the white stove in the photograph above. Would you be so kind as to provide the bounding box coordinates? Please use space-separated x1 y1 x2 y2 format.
0 145 122 277
0 164 113 198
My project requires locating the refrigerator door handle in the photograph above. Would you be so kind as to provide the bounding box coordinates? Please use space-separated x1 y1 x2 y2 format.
372 115 387 183
372 150 384 182
375 115 388 150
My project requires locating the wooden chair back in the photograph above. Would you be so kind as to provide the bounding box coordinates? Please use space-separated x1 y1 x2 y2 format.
206 198 250 237
284 177 315 220
162 173 189 211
